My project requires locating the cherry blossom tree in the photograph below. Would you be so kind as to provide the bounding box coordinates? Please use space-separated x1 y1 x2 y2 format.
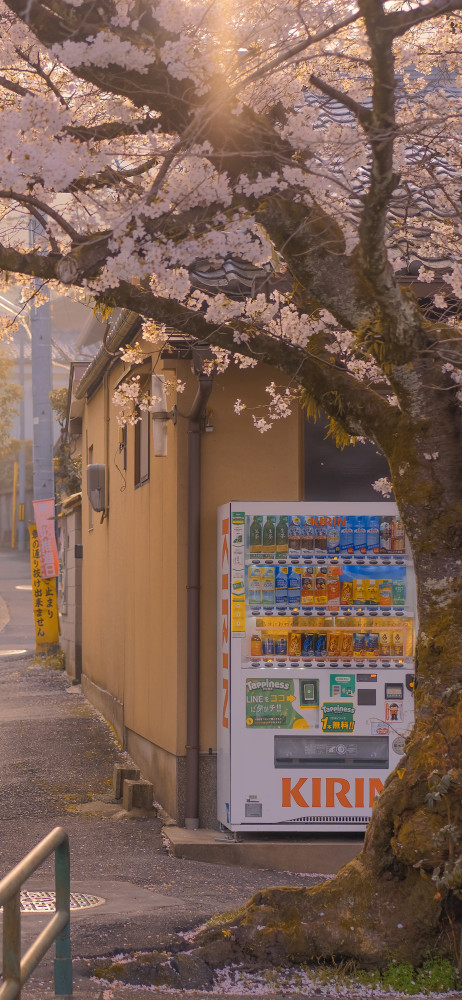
1 0 462 969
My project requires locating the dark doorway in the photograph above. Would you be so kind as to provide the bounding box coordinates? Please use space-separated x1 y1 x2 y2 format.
304 414 392 501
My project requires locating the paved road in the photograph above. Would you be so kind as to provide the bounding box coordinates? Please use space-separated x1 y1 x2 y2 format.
0 551 324 999
0 548 36 656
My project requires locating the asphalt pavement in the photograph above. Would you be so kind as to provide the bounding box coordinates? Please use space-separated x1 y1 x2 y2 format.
0 549 326 1000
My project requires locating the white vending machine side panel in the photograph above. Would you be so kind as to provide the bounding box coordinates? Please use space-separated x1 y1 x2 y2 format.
217 504 231 827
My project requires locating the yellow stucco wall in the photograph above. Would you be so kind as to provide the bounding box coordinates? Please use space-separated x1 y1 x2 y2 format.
81 353 302 772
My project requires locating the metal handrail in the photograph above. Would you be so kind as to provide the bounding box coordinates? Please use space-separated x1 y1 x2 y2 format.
0 827 72 1000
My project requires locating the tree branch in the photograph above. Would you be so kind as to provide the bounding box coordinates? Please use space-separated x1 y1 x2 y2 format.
309 74 373 129
386 0 462 37
232 10 362 90
105 277 398 446
0 73 29 97
0 190 82 242
65 116 159 142
355 0 421 353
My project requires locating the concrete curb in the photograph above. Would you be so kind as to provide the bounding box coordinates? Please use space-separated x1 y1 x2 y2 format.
163 826 362 874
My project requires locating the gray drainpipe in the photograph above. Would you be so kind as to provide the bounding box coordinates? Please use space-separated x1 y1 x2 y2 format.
185 371 214 830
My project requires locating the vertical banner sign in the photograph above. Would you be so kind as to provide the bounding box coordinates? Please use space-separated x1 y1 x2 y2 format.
29 525 59 645
32 498 59 579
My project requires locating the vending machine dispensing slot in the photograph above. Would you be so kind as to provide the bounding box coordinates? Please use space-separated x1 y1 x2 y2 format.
217 501 417 832
274 735 389 769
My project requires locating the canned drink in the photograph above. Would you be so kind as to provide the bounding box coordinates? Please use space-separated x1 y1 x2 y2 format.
365 578 380 605
301 632 315 654
367 632 379 656
315 632 327 655
261 633 274 655
327 632 340 655
353 632 365 656
391 629 404 657
379 630 390 656
288 631 301 656
392 579 406 606
340 580 353 605
341 632 354 656
379 579 393 606
353 577 367 605
275 635 288 655
250 634 262 657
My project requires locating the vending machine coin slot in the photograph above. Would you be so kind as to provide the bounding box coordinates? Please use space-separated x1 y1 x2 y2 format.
405 674 415 692
357 689 377 706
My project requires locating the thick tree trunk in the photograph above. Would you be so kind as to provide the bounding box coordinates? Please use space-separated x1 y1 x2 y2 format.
189 416 462 972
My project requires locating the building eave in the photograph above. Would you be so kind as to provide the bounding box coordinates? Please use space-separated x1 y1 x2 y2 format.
74 310 141 402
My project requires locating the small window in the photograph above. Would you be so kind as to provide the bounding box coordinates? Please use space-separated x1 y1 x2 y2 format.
134 407 150 486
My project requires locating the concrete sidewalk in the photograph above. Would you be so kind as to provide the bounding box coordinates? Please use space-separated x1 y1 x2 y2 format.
0 552 363 999
0 649 333 1000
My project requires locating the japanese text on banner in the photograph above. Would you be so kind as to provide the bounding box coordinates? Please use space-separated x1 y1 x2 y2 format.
32 498 59 580
29 525 59 645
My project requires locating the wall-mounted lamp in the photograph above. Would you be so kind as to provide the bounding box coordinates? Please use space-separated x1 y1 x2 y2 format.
151 374 177 457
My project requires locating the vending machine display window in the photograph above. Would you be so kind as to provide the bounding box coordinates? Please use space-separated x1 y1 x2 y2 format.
385 683 404 700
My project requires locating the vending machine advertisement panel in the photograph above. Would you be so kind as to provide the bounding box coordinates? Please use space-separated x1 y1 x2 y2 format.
217 502 416 832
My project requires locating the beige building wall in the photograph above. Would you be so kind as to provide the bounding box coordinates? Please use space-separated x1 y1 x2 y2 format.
81 353 303 824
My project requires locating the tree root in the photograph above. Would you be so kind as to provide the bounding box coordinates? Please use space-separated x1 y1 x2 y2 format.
192 854 444 970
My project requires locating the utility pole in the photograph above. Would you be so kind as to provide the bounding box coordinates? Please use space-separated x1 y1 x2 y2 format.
29 219 54 502
17 323 26 550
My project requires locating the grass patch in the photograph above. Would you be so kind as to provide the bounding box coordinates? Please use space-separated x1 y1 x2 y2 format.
213 957 460 996
380 958 459 994
30 649 65 670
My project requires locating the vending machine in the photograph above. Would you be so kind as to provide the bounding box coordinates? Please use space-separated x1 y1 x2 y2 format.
217 502 416 832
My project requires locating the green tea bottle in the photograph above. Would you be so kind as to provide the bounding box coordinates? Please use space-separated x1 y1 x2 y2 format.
263 516 276 555
276 515 289 556
249 516 263 554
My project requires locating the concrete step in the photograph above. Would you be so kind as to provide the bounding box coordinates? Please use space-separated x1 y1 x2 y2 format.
163 826 362 874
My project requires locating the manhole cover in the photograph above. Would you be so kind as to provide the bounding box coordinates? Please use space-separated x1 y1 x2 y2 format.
18 890 105 913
